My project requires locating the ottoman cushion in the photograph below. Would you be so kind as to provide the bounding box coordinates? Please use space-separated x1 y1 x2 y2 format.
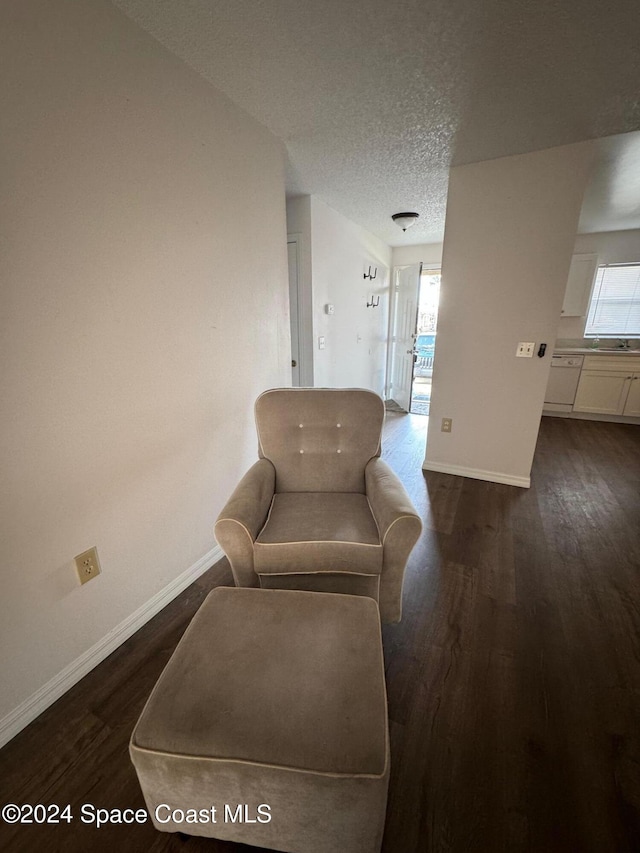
130 587 389 853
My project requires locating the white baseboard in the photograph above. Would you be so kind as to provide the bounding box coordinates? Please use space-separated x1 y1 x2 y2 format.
0 545 223 750
422 460 530 489
543 409 640 425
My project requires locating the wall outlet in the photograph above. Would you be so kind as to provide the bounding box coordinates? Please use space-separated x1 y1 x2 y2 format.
325 304 335 315
75 546 101 585
318 336 326 350
441 417 452 433
516 341 535 358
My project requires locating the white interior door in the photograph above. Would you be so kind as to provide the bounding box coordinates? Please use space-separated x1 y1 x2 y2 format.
388 262 422 411
287 238 301 386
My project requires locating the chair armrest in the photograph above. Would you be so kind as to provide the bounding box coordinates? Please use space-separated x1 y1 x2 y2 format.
365 458 422 622
214 459 276 587
365 458 421 543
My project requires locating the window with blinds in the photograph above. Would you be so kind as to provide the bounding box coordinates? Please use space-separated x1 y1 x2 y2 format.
585 263 640 337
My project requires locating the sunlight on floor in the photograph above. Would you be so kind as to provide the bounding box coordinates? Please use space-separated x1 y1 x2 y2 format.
411 376 431 415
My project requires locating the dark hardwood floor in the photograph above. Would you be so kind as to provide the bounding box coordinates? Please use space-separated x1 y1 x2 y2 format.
1 414 639 852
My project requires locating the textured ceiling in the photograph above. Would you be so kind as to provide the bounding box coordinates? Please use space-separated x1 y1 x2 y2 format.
112 0 640 246
579 132 640 234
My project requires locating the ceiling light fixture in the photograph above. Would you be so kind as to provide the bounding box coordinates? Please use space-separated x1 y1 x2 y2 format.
392 212 420 232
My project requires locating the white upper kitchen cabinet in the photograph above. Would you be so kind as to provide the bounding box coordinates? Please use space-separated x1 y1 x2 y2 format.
561 253 598 317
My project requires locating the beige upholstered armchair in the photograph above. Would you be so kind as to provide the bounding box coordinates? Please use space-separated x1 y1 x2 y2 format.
214 388 422 622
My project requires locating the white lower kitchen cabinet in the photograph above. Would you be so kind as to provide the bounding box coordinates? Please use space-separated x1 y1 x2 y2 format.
573 370 633 414
572 355 640 415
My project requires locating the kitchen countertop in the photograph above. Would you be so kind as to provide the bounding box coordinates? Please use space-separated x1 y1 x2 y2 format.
553 347 640 355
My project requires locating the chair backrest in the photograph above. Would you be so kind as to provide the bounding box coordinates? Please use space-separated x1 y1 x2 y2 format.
255 388 384 493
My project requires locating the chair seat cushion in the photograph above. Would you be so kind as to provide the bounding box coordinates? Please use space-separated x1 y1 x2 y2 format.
255 492 383 576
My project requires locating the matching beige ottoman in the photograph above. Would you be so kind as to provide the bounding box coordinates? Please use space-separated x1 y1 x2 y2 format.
130 587 389 853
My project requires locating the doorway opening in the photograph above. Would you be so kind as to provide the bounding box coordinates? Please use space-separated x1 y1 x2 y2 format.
410 268 441 415
385 263 441 415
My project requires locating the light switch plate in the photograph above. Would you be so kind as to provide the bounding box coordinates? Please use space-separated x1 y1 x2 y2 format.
516 341 535 358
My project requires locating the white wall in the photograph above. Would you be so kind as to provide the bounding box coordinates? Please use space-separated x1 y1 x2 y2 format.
391 243 443 269
557 229 640 339
286 196 392 394
0 0 290 743
311 198 392 393
424 142 594 487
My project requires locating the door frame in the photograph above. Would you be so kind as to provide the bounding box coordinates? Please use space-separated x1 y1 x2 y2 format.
287 235 302 386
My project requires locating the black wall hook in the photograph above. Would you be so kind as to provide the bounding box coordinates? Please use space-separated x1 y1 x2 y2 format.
367 295 380 308
363 266 377 280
